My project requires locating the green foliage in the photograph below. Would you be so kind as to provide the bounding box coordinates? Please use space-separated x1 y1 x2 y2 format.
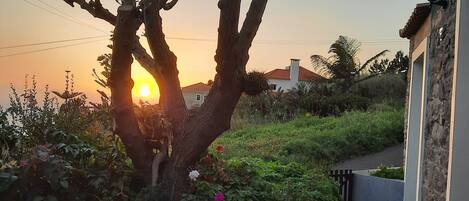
243 71 269 96
217 106 404 165
310 93 370 116
182 156 340 201
370 166 404 180
0 74 134 201
369 51 409 76
7 76 56 150
351 73 407 103
234 81 372 123
0 106 18 154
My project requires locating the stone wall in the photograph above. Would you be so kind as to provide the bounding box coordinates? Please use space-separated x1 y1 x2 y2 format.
402 12 431 168
421 1 457 200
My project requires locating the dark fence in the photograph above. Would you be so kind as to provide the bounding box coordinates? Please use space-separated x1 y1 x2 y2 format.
329 169 353 201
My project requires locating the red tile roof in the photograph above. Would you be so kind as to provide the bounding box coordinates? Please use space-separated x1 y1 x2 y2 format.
265 66 322 81
400 3 431 39
181 82 211 93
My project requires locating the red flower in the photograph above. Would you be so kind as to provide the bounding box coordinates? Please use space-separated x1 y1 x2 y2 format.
215 145 224 154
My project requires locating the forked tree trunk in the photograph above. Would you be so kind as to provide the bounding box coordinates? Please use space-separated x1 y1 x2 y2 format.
63 0 268 200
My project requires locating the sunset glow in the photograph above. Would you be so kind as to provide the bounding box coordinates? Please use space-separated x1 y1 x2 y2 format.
131 66 159 102
139 84 150 97
0 0 418 106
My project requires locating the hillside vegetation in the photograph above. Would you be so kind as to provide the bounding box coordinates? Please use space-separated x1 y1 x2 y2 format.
215 105 404 166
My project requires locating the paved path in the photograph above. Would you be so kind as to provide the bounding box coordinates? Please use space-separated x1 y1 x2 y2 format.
333 144 404 170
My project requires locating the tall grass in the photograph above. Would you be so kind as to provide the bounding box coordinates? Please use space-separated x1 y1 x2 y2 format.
215 106 404 166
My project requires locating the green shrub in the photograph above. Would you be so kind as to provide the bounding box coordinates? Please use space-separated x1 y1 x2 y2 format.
182 156 340 201
370 166 404 180
235 82 374 121
311 94 370 116
351 74 406 103
0 75 134 201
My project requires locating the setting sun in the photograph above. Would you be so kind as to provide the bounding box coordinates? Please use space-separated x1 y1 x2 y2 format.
139 84 150 97
131 65 159 102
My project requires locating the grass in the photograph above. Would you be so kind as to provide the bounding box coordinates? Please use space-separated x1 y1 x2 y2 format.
213 107 404 166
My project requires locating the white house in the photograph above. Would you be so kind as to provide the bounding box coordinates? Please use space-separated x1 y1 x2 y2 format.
265 59 322 91
181 82 212 109
181 59 322 109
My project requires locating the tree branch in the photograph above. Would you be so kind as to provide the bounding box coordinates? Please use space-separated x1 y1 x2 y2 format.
108 5 153 182
142 0 187 126
64 0 117 25
357 50 389 73
237 0 268 58
161 0 179 10
173 0 268 167
133 37 160 77
142 0 176 68
214 0 241 84
63 0 160 79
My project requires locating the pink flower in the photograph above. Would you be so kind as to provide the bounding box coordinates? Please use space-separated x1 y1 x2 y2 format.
214 192 224 201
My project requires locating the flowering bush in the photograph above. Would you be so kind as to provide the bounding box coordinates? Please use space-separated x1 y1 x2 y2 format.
0 75 134 201
182 155 340 201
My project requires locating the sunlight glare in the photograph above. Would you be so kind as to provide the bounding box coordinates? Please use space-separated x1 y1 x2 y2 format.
139 84 151 97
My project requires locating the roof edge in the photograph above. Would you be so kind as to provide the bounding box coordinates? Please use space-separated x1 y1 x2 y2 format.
399 3 431 39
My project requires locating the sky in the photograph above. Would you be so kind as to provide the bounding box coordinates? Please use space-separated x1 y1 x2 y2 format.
0 0 422 106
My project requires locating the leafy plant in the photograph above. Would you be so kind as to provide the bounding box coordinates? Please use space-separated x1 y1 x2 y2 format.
182 155 340 201
0 74 134 201
370 166 404 180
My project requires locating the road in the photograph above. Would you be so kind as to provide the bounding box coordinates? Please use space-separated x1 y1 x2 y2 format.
333 144 404 170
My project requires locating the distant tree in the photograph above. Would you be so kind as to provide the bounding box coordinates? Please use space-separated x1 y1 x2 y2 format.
61 0 268 200
369 51 409 77
368 59 389 75
310 36 388 91
387 51 410 76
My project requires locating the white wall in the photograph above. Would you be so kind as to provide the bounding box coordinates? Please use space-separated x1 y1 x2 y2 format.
290 59 300 83
268 79 309 91
183 91 209 109
353 173 404 201
268 59 302 91
268 79 295 91
446 1 469 200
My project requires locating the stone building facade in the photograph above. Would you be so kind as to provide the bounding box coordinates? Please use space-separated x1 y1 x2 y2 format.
400 1 469 200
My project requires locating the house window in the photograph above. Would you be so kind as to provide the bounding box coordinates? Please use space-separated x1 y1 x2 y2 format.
269 84 277 90
196 95 201 101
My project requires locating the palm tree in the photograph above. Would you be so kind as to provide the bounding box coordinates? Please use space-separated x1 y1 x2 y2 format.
310 36 388 91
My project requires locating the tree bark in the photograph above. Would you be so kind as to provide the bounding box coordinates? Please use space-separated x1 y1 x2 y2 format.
108 5 154 184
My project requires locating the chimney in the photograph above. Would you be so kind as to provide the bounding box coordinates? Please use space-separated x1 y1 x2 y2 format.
290 59 300 82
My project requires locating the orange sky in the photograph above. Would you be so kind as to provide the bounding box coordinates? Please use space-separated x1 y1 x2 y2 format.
0 0 421 105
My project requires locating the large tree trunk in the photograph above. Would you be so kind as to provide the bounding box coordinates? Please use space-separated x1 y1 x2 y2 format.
63 0 268 200
108 4 154 185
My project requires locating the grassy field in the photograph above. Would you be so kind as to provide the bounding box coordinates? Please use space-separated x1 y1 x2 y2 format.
213 106 404 166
